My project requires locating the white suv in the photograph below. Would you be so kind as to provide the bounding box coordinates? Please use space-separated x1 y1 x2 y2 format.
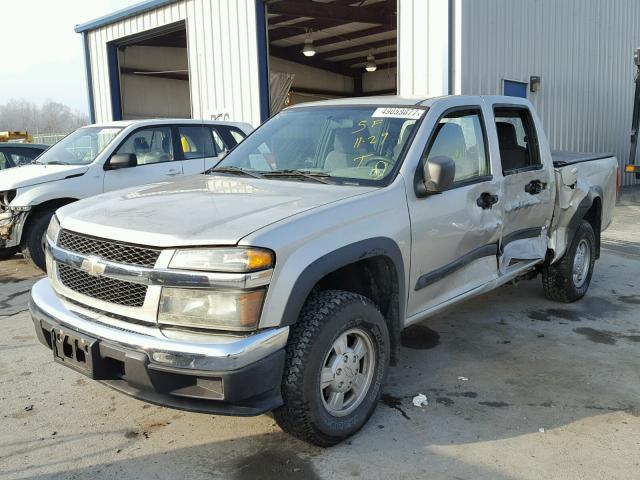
0 119 252 269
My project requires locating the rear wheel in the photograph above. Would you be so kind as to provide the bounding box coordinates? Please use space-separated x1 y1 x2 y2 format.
542 220 596 302
0 247 19 260
274 290 390 446
22 209 55 271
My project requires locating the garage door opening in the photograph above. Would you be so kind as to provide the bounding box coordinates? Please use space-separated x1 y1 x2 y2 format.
265 0 397 116
110 22 190 120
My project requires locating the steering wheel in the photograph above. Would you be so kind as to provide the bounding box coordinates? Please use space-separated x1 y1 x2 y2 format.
360 156 393 178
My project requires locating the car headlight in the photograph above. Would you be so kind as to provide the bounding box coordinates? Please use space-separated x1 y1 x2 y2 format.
158 288 265 331
46 215 61 243
169 247 274 272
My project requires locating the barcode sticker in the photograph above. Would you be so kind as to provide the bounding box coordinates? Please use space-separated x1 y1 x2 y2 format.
372 107 425 120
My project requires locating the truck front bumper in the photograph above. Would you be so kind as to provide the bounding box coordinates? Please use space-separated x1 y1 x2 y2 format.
29 278 289 416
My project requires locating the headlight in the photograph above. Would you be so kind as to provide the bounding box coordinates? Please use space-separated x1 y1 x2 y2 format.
1 189 16 207
169 247 274 272
158 288 265 331
46 215 61 243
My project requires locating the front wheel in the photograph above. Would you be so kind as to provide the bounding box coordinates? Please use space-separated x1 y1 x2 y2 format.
274 290 390 446
542 220 596 302
21 209 56 271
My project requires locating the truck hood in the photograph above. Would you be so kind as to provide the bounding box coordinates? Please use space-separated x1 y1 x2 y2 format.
58 174 375 247
0 164 89 190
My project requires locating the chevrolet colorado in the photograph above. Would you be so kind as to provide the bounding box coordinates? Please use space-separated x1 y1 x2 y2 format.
29 95 617 446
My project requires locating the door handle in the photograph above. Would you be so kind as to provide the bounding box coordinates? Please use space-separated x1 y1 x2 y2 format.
166 169 181 177
476 192 499 209
525 179 546 195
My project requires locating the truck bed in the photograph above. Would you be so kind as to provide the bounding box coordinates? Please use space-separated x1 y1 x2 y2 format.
552 151 615 168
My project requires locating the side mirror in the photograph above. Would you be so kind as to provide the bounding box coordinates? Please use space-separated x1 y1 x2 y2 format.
415 155 456 196
107 153 137 170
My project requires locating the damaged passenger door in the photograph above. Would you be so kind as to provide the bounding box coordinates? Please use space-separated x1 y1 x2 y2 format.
494 106 554 273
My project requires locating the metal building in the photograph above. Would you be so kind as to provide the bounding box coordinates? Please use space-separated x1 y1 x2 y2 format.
75 0 640 185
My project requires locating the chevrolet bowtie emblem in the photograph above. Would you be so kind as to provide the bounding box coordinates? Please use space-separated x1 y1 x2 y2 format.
80 256 106 276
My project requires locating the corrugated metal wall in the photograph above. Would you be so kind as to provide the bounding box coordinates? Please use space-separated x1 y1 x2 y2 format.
397 0 450 98
456 0 640 185
87 0 262 126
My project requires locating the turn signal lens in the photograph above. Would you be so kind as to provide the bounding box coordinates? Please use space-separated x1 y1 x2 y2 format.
624 164 638 173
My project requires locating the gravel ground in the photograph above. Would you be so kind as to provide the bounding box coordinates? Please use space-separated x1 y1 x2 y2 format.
0 188 639 480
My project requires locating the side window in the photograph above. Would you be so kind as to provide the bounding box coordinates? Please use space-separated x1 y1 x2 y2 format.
494 107 541 174
425 110 490 184
209 128 228 154
228 128 246 146
217 126 247 149
10 149 41 166
115 126 174 166
0 152 12 170
177 126 215 159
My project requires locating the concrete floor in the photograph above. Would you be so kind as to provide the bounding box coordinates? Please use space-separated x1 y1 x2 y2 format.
1 190 639 480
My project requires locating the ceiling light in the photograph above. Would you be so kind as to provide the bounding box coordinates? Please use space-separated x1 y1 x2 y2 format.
365 54 377 72
302 36 316 57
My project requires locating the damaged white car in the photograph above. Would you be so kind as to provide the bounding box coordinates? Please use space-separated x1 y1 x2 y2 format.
30 95 617 446
0 119 251 269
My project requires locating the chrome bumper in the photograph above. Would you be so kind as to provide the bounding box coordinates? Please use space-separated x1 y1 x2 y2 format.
29 278 289 372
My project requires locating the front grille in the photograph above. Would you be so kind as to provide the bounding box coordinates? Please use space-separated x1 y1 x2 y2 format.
58 264 148 307
58 230 161 268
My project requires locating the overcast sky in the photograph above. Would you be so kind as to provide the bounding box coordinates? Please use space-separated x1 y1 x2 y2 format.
0 0 141 113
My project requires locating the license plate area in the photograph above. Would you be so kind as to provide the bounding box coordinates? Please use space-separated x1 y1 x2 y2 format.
52 328 98 378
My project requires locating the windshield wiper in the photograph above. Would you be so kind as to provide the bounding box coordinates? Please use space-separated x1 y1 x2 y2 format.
263 170 334 184
210 166 264 179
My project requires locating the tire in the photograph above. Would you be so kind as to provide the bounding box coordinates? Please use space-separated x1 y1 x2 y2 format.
0 247 19 260
542 220 596 303
21 209 55 271
274 290 390 447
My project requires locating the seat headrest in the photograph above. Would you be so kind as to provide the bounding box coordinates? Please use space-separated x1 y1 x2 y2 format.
496 122 520 149
429 122 466 159
333 129 357 154
133 137 150 152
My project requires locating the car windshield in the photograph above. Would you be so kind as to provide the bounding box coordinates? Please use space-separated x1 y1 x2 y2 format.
213 106 425 186
35 127 122 165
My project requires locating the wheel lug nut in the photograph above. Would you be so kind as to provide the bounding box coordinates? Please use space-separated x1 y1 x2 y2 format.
336 368 342 375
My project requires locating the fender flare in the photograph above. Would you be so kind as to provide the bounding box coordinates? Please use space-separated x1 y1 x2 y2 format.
280 237 406 346
563 185 603 260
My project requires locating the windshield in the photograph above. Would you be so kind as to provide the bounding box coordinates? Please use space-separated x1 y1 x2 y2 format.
35 127 122 165
214 106 425 185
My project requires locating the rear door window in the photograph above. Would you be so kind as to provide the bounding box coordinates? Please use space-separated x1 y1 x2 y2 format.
177 125 216 159
494 107 541 174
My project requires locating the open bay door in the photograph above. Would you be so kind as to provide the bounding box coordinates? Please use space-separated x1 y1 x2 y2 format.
264 0 398 113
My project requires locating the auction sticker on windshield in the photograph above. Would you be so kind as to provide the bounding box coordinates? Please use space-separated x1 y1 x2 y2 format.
372 107 425 120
